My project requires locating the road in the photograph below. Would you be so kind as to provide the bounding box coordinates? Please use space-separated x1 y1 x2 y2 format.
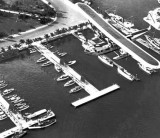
0 0 87 48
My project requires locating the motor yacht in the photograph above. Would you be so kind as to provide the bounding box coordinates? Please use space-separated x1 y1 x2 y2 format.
41 61 52 67
57 74 69 81
2 88 15 96
64 80 75 87
37 56 47 63
67 60 76 66
69 86 82 93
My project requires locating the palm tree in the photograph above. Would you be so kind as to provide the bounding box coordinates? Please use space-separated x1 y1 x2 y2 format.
19 39 25 44
50 33 54 37
7 46 12 51
26 39 33 46
44 34 50 42
13 43 21 49
1 47 5 53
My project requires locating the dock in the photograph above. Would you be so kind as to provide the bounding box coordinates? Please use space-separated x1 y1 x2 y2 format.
0 94 55 138
72 84 120 107
34 42 120 108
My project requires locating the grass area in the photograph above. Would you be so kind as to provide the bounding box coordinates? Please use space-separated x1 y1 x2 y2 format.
0 11 41 38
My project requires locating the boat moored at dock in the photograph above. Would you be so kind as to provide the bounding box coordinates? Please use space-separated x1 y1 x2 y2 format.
117 67 134 81
145 35 160 49
41 61 53 67
2 88 15 96
98 55 114 67
69 86 82 93
64 80 75 87
57 74 69 81
138 63 156 74
37 56 47 63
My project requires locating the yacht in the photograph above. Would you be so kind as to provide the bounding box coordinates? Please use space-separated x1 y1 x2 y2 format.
0 111 4 115
117 67 134 81
12 99 25 104
57 74 69 81
18 105 29 111
6 94 17 99
2 88 15 96
138 63 156 74
54 65 62 72
145 35 160 49
67 60 76 66
29 119 56 129
0 83 7 89
41 61 52 67
0 80 5 84
11 131 27 138
64 80 75 87
30 48 37 54
69 86 82 93
14 102 26 107
11 97 21 102
37 56 47 63
59 52 67 57
98 55 114 67
0 114 7 120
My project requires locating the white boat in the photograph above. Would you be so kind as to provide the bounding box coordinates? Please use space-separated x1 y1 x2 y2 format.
59 52 67 57
57 74 69 81
145 35 160 49
138 63 155 74
0 114 7 120
30 49 37 54
6 94 17 99
117 67 134 81
37 56 47 63
12 99 25 104
0 83 7 89
14 103 26 107
0 111 4 115
10 97 21 102
67 60 76 66
98 55 114 67
54 65 62 72
69 86 82 93
18 105 29 111
0 80 5 84
64 80 75 87
2 88 14 96
41 61 52 67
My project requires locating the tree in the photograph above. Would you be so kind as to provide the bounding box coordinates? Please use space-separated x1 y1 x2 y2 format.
1 47 5 53
7 46 12 51
19 39 25 44
50 32 54 37
13 43 21 48
26 39 33 45
44 34 50 42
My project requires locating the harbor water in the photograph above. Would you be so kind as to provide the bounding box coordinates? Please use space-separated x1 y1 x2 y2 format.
1 0 160 138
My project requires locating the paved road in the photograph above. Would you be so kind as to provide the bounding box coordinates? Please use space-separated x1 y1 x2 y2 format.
0 0 87 48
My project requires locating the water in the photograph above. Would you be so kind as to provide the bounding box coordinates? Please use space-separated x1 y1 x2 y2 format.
1 0 160 138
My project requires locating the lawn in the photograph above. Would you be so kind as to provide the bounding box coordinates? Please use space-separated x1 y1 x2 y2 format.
0 11 41 38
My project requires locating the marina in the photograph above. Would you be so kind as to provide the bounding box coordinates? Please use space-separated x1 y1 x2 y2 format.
34 42 120 107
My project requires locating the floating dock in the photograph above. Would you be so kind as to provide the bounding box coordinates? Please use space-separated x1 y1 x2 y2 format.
72 84 120 107
34 42 120 108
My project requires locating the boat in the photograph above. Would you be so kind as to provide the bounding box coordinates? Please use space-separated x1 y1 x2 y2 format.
98 55 114 67
37 56 47 63
2 88 15 96
12 99 25 104
6 94 17 99
10 97 21 102
0 111 4 115
69 86 82 93
117 67 134 81
26 109 47 119
11 131 27 138
59 52 67 57
30 48 37 54
54 65 62 72
18 105 29 111
28 119 56 129
138 63 156 74
14 103 26 107
67 60 76 66
57 74 69 81
0 80 5 84
64 80 75 87
0 114 7 120
0 83 7 89
41 61 52 67
145 35 160 49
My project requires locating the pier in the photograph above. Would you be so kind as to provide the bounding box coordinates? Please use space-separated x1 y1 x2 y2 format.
34 42 120 108
0 94 55 138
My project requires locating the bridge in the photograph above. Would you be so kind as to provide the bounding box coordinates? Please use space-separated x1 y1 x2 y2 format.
76 3 160 69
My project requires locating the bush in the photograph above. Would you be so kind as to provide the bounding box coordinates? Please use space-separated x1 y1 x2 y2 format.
0 32 8 38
